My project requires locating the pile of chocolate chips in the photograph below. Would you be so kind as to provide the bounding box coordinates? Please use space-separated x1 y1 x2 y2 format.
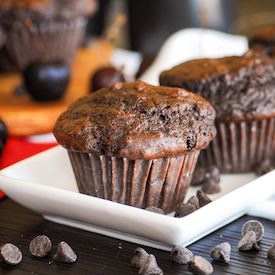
192 165 221 194
0 235 77 267
174 190 212 218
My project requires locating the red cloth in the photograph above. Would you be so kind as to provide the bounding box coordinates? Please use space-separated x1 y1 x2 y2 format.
0 138 57 199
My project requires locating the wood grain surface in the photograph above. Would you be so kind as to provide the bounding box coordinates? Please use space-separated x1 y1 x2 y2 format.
0 198 275 274
0 40 112 137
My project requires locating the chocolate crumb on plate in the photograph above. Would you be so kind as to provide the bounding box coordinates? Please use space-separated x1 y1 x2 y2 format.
171 245 193 264
238 231 260 251
188 255 213 275
187 195 200 209
138 254 163 275
242 220 264 242
0 243 23 266
210 242 231 263
131 247 149 269
53 241 77 263
145 206 165 215
29 235 52 258
197 190 212 207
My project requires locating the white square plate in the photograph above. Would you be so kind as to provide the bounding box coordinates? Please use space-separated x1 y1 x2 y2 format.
0 146 274 251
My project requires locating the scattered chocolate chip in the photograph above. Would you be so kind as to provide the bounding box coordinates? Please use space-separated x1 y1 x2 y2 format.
201 178 221 194
145 206 165 215
206 165 220 183
29 235 52 258
188 256 213 275
171 245 193 264
0 243 22 266
197 190 212 207
238 231 260 251
53 241 77 263
191 166 206 186
187 196 200 209
131 247 149 269
174 202 197 218
255 159 274 176
267 244 275 259
139 255 163 275
210 242 231 263
242 220 264 242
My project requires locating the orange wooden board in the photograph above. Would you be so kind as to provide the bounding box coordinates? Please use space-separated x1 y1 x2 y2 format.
0 40 112 136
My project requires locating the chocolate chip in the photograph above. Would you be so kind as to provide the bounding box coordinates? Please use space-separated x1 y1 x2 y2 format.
191 166 206 186
0 243 23 266
131 247 149 269
238 231 260 251
187 196 200 209
145 206 165 215
29 235 52 258
255 159 274 176
197 190 212 207
171 245 193 264
53 241 77 263
206 165 220 183
174 202 197 218
210 242 231 263
139 255 163 275
201 178 221 194
267 244 275 259
188 256 213 275
242 220 264 242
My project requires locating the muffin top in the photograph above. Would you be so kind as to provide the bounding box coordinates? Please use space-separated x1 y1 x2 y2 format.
160 53 275 121
54 81 216 160
0 0 97 22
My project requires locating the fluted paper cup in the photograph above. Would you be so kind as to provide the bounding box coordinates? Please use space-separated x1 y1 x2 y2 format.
5 16 86 70
68 150 200 213
198 118 275 173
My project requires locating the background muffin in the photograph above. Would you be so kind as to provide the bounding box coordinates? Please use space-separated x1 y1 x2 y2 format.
249 25 275 58
54 81 216 212
0 0 97 70
160 52 275 173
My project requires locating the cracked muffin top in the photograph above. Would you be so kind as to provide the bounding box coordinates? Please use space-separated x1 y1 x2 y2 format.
54 81 216 160
159 52 275 121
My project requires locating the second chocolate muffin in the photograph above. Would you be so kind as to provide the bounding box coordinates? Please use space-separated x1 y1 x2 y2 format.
54 81 216 212
160 52 275 173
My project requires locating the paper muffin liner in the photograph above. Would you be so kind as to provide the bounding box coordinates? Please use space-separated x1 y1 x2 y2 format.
5 16 87 70
68 150 200 213
198 117 275 173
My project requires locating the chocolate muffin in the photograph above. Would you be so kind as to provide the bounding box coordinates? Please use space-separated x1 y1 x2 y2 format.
0 0 97 70
249 25 275 58
160 52 275 173
54 81 216 212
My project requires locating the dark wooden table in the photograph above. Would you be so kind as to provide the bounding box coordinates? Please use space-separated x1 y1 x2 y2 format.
1 198 275 275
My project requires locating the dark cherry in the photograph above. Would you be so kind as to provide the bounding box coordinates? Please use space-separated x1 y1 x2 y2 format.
23 61 70 102
90 66 125 92
0 119 8 146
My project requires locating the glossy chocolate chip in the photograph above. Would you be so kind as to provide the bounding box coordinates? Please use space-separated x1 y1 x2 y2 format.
187 196 200 209
206 165 220 183
29 235 52 258
0 243 22 265
191 166 206 186
197 190 212 207
131 247 149 269
255 159 274 176
238 231 260 251
139 255 163 275
171 245 193 264
242 220 264 242
188 256 213 275
201 178 221 194
210 242 231 263
53 241 77 263
174 202 197 218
